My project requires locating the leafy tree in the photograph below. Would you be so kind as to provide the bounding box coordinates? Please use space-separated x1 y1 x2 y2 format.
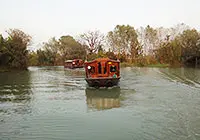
107 25 141 62
105 49 117 60
155 37 181 66
178 29 200 57
0 35 10 66
155 29 200 66
28 51 38 66
37 49 48 65
59 35 86 61
42 37 59 65
6 29 32 69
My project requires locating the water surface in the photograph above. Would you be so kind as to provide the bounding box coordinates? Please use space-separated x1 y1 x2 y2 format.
0 66 200 140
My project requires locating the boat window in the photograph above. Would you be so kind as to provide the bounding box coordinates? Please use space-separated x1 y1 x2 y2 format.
104 66 107 74
98 62 102 74
104 62 107 74
110 65 117 72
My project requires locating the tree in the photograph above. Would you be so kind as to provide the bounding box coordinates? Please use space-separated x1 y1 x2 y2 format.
59 35 86 61
105 49 117 60
37 49 48 65
107 25 141 62
154 28 200 66
42 37 59 65
0 34 10 66
28 51 38 66
178 29 200 57
80 30 104 54
6 29 32 69
155 37 182 66
141 25 158 55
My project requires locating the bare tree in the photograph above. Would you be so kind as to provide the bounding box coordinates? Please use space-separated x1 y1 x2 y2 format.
80 30 104 53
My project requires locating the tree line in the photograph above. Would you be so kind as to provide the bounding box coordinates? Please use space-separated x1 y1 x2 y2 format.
1 23 200 70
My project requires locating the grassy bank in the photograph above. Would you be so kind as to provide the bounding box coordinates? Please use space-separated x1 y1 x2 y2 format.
146 63 170 68
120 62 170 68
0 67 11 72
120 62 135 67
0 67 28 73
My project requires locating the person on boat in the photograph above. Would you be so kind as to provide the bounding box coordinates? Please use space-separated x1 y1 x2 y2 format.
110 65 116 72
113 73 117 78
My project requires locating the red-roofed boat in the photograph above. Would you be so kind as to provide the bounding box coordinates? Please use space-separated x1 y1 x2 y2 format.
64 59 84 69
84 58 120 88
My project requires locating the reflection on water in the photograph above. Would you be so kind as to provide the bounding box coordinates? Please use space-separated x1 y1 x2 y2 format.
85 87 121 110
64 68 85 77
159 68 200 88
0 71 32 114
1 66 200 140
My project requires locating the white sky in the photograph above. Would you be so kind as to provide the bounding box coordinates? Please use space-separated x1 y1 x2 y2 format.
0 0 200 49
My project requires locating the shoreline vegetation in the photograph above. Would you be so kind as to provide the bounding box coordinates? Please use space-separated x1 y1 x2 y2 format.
1 23 200 72
0 63 170 72
0 67 10 72
120 62 170 68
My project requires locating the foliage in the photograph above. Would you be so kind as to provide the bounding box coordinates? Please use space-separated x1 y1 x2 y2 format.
36 49 47 65
0 29 31 70
155 38 180 65
107 25 142 62
146 63 169 68
154 29 200 66
105 49 117 60
120 62 135 67
137 25 159 55
33 35 86 66
178 29 200 57
2 24 200 69
143 25 158 55
59 36 86 61
0 35 10 66
43 37 59 65
28 51 38 66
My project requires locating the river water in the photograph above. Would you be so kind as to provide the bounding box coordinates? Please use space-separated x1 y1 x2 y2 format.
0 66 200 140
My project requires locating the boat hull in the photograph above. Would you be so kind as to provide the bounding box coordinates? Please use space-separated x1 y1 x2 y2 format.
85 77 120 88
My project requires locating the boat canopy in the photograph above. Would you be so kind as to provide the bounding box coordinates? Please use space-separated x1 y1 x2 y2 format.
84 58 120 78
65 60 73 63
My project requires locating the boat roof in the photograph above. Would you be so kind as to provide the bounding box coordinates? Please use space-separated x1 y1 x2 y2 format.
73 59 82 61
85 58 120 64
65 60 73 62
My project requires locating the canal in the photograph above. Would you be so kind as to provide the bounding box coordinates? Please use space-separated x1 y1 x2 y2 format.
0 66 200 140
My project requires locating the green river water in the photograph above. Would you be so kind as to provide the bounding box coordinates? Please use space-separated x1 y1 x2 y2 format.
0 66 200 140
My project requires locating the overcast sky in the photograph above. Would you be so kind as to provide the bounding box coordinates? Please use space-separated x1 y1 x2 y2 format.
0 0 199 49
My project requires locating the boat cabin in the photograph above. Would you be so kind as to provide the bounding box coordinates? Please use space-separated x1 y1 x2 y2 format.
84 58 120 87
64 59 84 69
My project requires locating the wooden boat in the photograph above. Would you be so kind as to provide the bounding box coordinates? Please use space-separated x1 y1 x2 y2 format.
84 58 120 87
64 59 84 69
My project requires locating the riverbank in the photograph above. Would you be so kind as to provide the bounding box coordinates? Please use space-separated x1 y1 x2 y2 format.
120 62 170 68
0 67 28 73
0 67 11 72
0 63 179 73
